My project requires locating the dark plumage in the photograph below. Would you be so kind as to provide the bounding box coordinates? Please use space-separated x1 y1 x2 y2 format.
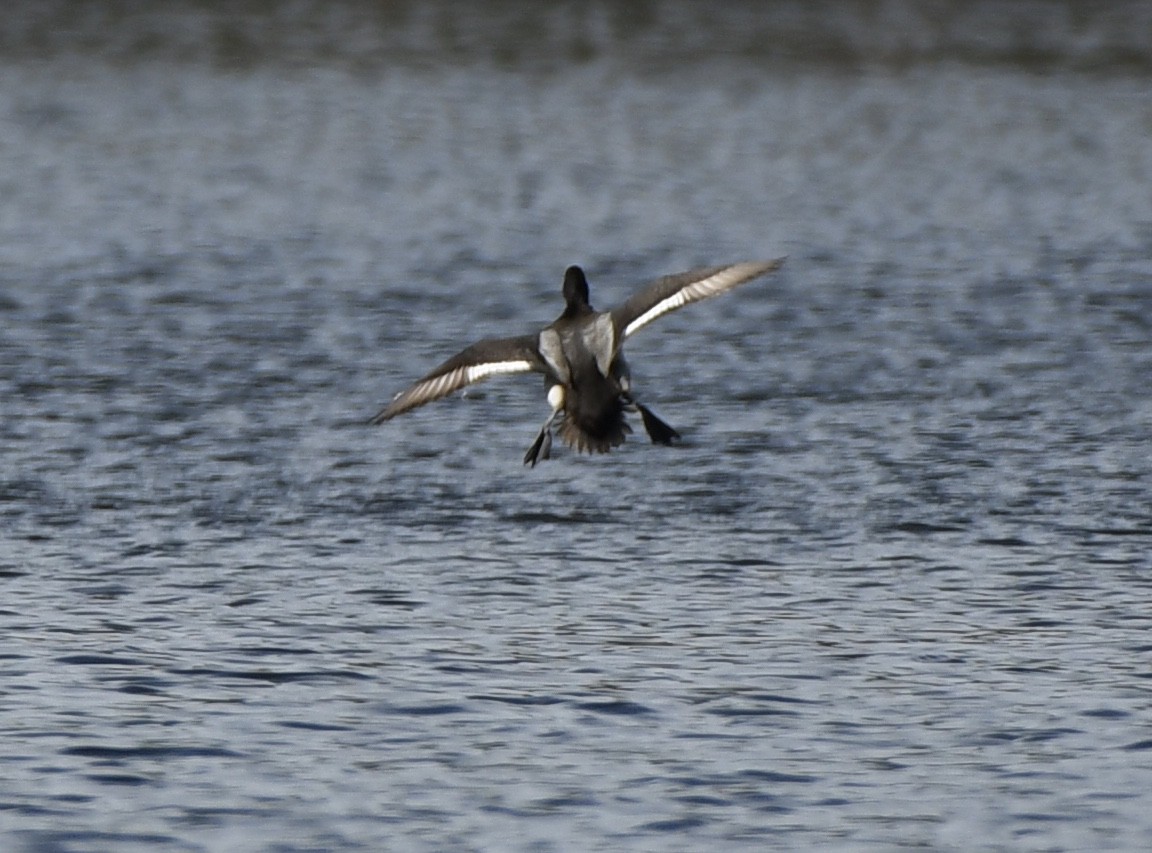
371 260 785 465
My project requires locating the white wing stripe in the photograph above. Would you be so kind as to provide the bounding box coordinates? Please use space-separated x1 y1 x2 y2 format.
391 359 535 407
463 359 535 383
623 264 762 339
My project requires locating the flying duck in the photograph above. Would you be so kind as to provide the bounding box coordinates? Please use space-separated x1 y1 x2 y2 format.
371 260 785 465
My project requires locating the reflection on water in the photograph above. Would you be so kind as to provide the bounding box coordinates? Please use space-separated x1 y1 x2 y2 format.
2 2 1152 851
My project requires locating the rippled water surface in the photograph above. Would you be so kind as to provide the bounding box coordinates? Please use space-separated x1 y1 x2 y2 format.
3 2 1152 851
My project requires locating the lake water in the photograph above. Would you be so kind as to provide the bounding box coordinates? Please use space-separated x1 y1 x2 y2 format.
2 2 1151 851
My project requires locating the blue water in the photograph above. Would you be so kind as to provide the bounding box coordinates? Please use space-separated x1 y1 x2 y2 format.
3 3 1152 851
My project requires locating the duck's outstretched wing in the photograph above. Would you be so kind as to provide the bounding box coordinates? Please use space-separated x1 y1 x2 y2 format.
611 259 786 341
370 335 545 424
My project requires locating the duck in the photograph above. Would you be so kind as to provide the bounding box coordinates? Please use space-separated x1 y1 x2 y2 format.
370 260 785 466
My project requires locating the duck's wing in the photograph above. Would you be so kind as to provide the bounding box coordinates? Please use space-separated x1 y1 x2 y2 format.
610 259 786 341
370 335 545 424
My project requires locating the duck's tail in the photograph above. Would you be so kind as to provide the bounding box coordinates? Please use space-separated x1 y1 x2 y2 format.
557 396 631 454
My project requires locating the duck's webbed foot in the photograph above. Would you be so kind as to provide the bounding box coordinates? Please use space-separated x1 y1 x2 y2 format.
635 402 681 445
524 385 566 467
523 422 554 467
622 391 680 445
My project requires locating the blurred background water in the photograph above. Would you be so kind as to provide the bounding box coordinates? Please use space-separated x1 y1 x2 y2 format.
2 1 1151 851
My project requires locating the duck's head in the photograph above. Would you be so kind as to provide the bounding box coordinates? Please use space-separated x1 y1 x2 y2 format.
561 265 592 315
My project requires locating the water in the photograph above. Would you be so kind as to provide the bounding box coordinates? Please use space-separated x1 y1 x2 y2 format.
2 2 1152 850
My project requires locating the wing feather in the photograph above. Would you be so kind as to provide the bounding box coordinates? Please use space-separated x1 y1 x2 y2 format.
370 335 544 424
611 259 785 341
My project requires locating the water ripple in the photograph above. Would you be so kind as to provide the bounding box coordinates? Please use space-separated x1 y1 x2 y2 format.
2 5 1151 851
